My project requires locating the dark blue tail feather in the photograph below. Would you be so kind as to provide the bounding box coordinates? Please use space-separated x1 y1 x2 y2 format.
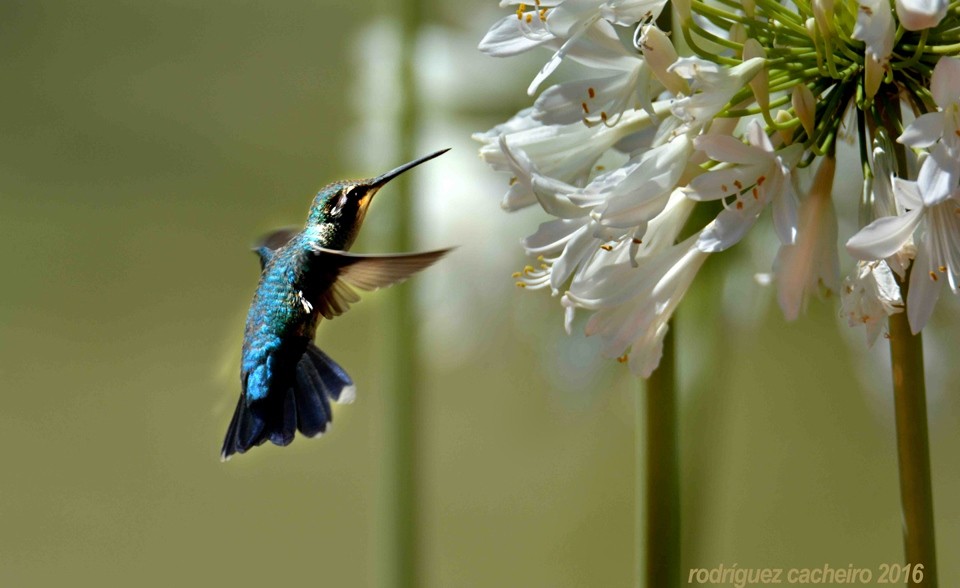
220 343 355 461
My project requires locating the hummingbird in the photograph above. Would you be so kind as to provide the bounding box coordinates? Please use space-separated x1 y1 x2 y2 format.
221 149 452 460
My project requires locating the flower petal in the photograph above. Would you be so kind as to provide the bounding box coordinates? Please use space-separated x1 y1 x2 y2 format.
899 112 944 148
523 218 589 255
931 57 960 109
894 177 924 209
917 143 960 206
907 243 941 333
696 201 763 252
895 0 948 31
846 207 923 259
771 177 799 245
694 133 766 165
479 14 554 57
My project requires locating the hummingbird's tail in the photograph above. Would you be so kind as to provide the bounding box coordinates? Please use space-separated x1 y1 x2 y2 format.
220 344 356 461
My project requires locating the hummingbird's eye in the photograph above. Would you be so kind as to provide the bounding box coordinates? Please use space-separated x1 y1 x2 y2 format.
329 189 351 216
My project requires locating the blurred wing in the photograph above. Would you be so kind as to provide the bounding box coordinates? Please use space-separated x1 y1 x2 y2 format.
305 247 453 319
252 227 300 270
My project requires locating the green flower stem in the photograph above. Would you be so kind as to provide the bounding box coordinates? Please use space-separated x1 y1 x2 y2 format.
639 322 680 588
888 274 938 588
378 0 424 586
879 91 938 588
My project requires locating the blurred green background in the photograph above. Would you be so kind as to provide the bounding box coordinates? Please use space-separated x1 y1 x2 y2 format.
2 1 959 586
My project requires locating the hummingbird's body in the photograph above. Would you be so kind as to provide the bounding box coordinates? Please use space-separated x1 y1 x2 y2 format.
221 149 451 460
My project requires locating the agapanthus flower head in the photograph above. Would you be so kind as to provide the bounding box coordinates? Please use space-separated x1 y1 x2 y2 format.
477 0 960 375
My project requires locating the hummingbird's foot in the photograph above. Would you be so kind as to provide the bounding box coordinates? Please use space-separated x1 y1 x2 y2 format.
297 290 314 314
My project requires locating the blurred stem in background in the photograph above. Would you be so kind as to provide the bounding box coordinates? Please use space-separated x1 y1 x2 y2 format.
638 7 681 587
888 280 937 587
640 322 680 588
377 0 424 586
880 90 937 588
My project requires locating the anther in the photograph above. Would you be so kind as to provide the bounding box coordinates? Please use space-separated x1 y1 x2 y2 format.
600 244 613 251
582 102 590 114
733 180 743 190
516 282 527 288
588 87 596 99
632 238 642 244
616 354 628 364
736 201 744 210
512 271 522 278
930 271 939 281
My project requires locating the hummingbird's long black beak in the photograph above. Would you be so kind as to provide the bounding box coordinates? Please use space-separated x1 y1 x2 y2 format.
368 148 450 189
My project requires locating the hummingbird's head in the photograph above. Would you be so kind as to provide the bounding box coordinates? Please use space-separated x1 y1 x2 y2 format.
306 148 450 230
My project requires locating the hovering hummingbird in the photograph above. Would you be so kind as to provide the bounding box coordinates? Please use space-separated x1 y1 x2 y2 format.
221 149 452 460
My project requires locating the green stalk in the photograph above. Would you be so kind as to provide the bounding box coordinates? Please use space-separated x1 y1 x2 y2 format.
377 0 423 586
888 278 938 587
878 91 938 587
639 322 680 588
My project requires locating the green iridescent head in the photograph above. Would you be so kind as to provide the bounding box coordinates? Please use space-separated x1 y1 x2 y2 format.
306 148 450 228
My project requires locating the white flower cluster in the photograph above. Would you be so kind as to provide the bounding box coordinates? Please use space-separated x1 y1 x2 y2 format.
475 0 959 376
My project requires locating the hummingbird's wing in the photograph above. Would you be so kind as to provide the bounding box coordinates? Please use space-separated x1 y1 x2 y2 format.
305 247 453 320
252 227 300 270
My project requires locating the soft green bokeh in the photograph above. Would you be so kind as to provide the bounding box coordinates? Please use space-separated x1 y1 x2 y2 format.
2 2 958 586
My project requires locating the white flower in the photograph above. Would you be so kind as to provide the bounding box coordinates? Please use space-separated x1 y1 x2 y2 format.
846 179 960 333
564 229 707 377
895 0 948 31
853 0 894 63
475 105 663 210
593 131 694 229
841 260 904 347
852 0 895 97
477 0 960 376
479 9 556 57
898 57 960 204
685 119 802 251
531 30 655 124
636 25 687 96
774 157 840 321
668 57 765 131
